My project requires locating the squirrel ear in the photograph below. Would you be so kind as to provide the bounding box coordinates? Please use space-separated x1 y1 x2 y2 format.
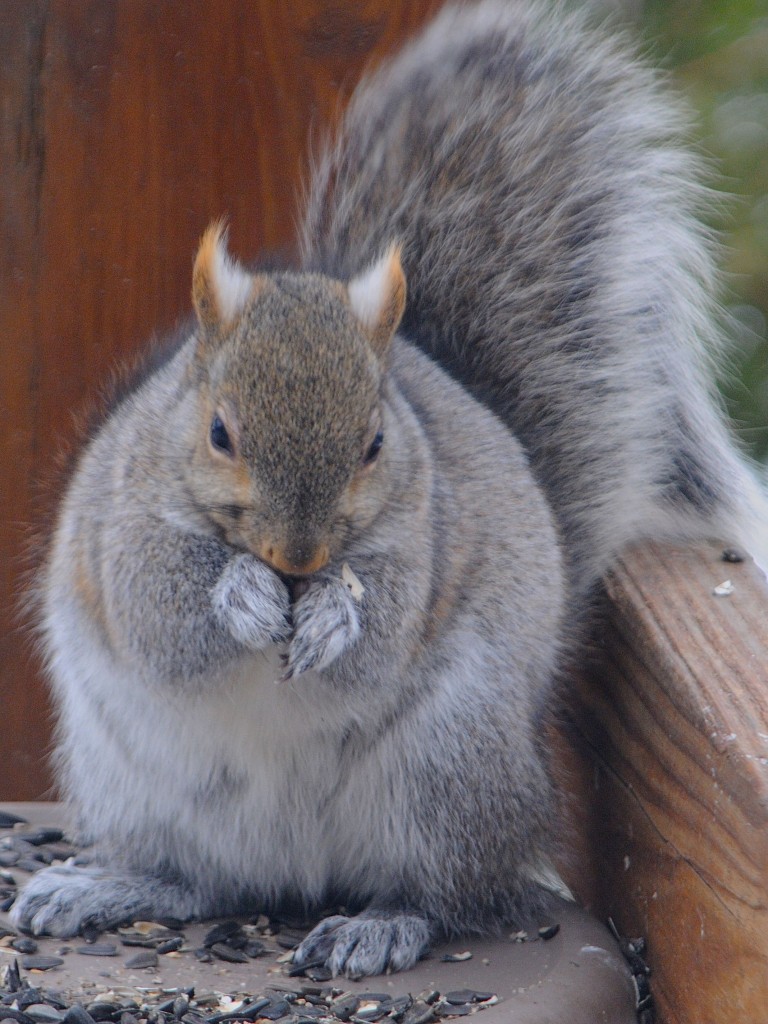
192 220 257 333
347 244 406 357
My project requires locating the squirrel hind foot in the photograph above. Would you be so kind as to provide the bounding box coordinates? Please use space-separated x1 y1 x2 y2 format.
292 910 430 978
10 862 203 938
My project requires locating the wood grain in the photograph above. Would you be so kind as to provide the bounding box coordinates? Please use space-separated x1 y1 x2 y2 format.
561 541 768 1023
0 0 443 799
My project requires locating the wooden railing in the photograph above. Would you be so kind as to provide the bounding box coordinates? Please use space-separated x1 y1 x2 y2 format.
557 541 768 1023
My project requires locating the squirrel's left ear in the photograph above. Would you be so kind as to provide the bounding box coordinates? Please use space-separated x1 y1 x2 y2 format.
347 244 406 358
192 220 262 336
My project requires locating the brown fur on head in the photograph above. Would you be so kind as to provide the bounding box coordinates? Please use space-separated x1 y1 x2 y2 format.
188 224 406 576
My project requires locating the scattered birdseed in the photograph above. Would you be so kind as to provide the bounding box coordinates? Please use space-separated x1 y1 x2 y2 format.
0 822 501 1024
608 919 654 1023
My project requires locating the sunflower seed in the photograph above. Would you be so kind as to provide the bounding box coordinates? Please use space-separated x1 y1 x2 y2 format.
156 938 184 955
124 950 159 970
226 998 271 1022
14 831 64 848
84 1005 118 1022
62 1011 96 1024
0 814 27 829
443 993 492 1006
10 938 37 954
15 988 51 1010
389 998 412 1021
329 996 358 1021
258 1000 291 1021
402 1003 434 1024
0 1010 37 1024
20 956 65 972
202 923 242 948
244 940 267 958
24 1007 64 1023
76 944 118 957
303 968 332 983
172 997 189 1019
210 943 249 964
722 548 744 563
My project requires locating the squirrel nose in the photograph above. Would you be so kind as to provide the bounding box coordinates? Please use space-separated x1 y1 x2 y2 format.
259 541 330 577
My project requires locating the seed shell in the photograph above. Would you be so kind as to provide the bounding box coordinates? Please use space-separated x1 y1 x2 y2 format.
210 943 249 965
124 951 159 970
19 957 64 973
24 1007 64 1023
75 945 118 958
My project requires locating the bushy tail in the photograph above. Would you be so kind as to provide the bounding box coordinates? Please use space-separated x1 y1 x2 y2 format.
301 0 766 596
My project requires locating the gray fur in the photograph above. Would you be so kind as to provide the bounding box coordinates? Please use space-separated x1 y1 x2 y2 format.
302 0 767 594
283 576 361 679
12 0 764 980
213 553 293 650
293 913 432 978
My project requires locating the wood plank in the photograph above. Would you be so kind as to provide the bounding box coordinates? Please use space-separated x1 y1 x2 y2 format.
0 0 52 796
560 541 768 1023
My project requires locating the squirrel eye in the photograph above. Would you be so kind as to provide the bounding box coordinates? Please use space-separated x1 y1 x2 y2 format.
210 415 234 455
363 430 384 465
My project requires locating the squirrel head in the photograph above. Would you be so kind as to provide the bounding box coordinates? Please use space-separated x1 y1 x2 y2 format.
186 221 406 577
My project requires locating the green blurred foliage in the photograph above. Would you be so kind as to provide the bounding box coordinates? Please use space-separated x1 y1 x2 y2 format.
637 2 768 463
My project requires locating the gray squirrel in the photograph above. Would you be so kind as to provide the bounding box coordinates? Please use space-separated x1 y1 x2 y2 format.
12 0 766 978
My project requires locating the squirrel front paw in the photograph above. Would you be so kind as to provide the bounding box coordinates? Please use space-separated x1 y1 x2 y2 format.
213 554 292 650
283 576 360 679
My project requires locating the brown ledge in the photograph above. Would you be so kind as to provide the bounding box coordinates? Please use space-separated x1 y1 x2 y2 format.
558 540 768 1024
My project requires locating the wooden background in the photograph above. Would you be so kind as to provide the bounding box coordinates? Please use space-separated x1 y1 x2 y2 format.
0 0 444 800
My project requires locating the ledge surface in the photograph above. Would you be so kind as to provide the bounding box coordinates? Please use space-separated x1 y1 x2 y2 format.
0 804 636 1024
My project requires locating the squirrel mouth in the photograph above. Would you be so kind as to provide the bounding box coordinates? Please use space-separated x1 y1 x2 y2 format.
259 542 330 578
283 576 312 603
